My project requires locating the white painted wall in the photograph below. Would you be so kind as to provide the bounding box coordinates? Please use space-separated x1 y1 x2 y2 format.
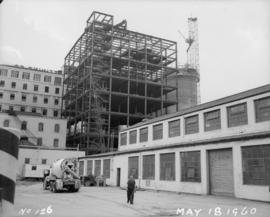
18 147 85 178
119 92 270 151
0 112 67 148
80 137 270 202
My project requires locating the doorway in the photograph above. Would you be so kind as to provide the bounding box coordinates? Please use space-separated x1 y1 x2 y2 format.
117 168 121 187
208 148 234 196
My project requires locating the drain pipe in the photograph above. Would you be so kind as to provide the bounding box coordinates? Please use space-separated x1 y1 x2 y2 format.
138 151 142 189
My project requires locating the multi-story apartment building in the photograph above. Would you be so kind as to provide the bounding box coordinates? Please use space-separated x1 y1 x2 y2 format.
0 64 63 118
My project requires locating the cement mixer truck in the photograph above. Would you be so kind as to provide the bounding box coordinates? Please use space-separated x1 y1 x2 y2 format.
43 158 81 192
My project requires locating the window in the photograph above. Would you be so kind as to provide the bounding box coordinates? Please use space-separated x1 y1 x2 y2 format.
54 98 59 105
79 161 84 176
242 145 270 185
128 156 139 179
44 75 51 83
32 108 36 113
185 115 199 134
23 83 27 90
143 155 155 180
227 103 248 127
254 97 270 122
204 109 221 131
33 96 37 103
9 106 13 111
43 109 47 116
22 72 30 79
153 123 163 140
0 92 3 98
11 82 16 88
3 119 9 127
10 94 15 100
94 160 101 176
38 123 44 131
53 138 59 147
25 158 30 164
33 74 41 81
160 153 175 181
41 159 47 165
44 97 48 104
55 88 60 94
54 77 62 86
54 124 60 133
86 160 93 175
21 94 26 101
120 132 127 146
37 138 42 146
168 119 180 137
34 85 38 91
0 68 8 76
21 121 27 130
181 151 201 182
129 130 137 144
20 107 25 112
0 80 5 87
103 159 110 178
45 86 49 93
0 105 2 111
139 127 148 142
32 166 37 171
11 70 19 78
53 110 58 117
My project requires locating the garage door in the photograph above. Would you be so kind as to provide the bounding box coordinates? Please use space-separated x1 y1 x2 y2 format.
209 149 234 196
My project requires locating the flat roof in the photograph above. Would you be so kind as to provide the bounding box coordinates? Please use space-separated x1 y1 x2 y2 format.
121 84 270 132
0 64 62 75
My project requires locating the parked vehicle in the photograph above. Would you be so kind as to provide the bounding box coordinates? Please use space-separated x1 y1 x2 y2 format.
23 164 50 180
80 174 96 186
43 158 80 192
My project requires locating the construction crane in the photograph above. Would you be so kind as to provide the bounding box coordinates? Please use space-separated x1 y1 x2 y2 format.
177 29 194 53
177 17 199 71
178 17 201 104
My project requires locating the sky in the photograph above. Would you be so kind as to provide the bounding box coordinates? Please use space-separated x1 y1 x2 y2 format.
0 0 269 103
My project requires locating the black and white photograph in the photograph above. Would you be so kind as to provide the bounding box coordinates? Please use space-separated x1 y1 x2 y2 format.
0 0 269 216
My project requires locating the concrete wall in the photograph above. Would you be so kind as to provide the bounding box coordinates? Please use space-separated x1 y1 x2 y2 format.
18 147 85 178
0 112 67 148
119 92 270 151
167 68 199 113
80 137 270 202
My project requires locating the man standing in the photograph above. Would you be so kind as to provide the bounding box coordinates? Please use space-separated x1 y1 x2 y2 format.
127 176 136 204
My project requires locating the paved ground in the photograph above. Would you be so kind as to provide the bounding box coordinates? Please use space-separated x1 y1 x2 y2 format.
14 182 270 217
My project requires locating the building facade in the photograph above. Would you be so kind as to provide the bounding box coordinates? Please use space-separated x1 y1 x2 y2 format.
78 84 270 202
0 111 67 148
0 64 63 118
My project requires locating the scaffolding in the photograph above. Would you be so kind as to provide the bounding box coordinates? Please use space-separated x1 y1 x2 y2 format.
62 11 179 155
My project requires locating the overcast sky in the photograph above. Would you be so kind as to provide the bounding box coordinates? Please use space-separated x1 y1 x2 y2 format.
0 0 269 103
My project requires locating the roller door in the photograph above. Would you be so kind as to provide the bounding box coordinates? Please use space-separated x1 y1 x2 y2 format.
209 149 234 196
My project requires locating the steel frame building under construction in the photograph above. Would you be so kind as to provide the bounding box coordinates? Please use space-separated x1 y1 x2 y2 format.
62 11 179 155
